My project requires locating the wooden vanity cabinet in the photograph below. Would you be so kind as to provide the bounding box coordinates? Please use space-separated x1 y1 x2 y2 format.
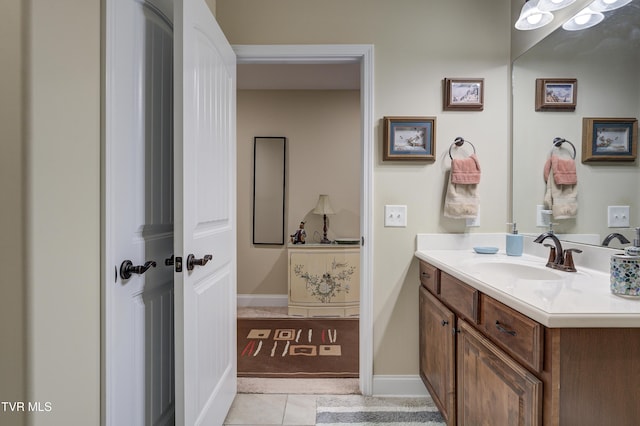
457 320 542 426
419 286 456 424
419 262 542 426
419 259 640 426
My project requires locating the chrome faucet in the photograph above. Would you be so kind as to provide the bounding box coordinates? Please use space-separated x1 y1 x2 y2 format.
534 232 564 265
602 232 630 246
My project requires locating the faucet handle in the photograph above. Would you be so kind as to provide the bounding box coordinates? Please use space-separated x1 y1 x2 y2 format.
563 248 582 272
543 244 556 268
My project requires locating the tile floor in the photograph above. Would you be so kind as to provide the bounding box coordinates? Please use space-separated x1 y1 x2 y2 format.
223 393 320 425
230 308 360 425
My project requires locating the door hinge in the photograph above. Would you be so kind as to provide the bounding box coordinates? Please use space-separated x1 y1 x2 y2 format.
361 236 365 246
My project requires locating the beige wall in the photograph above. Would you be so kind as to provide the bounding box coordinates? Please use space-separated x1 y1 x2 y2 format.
2 0 513 421
218 0 511 375
2 2 101 423
0 1 26 425
237 90 361 295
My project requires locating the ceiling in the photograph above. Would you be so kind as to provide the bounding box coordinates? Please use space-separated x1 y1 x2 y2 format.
237 63 361 90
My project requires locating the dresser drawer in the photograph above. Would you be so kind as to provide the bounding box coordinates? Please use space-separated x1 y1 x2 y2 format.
439 272 478 323
479 294 543 372
419 261 439 294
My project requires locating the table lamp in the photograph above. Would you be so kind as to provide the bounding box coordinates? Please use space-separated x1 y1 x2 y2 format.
313 194 335 244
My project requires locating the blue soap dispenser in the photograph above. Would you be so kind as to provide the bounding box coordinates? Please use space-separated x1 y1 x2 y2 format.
506 222 523 256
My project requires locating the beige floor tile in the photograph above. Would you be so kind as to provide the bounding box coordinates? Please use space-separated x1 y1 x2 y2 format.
282 395 318 425
224 393 287 425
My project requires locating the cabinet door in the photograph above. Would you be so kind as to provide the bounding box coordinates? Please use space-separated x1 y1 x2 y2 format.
419 286 456 425
290 250 359 304
457 320 542 426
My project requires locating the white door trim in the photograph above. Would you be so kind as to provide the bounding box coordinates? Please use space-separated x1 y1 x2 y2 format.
234 44 374 395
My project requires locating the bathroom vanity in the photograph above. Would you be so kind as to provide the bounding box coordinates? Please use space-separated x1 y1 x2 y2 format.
415 234 640 426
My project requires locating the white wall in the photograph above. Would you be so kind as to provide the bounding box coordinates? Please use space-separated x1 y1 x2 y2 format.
237 90 361 295
218 0 511 375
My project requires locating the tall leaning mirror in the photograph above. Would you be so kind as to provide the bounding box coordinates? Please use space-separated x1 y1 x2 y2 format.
253 136 286 245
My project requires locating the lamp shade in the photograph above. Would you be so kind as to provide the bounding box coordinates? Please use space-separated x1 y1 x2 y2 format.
515 0 554 30
313 194 335 215
562 6 604 30
538 0 576 11
590 0 632 12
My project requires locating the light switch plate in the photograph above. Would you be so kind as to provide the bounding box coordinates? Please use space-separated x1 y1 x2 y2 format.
384 205 407 227
608 205 630 228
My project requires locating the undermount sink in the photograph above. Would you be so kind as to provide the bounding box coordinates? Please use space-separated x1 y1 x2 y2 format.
463 260 564 281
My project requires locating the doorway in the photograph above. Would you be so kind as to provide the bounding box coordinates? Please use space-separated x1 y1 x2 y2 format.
234 45 374 395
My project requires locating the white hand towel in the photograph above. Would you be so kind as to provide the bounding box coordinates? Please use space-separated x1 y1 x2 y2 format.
544 166 577 219
444 170 479 219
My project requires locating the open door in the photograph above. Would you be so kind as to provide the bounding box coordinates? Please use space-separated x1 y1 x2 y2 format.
173 0 237 424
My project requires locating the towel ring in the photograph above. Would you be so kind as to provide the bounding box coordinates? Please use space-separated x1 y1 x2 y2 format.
449 137 476 160
550 137 576 159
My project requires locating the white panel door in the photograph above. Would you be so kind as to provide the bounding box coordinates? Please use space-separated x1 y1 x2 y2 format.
104 1 175 425
173 0 237 424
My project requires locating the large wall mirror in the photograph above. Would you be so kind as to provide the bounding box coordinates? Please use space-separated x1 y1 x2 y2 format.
512 1 640 247
253 137 286 245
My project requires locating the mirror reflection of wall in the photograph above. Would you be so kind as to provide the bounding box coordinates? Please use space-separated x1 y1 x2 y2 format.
512 0 640 247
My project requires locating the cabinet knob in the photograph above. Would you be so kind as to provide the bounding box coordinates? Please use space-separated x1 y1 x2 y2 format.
422 271 431 278
441 320 449 326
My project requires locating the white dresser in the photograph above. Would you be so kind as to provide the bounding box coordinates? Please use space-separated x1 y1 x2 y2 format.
287 243 360 317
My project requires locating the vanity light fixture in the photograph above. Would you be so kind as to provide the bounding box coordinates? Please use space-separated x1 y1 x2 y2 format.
590 0 632 11
515 0 554 30
562 6 604 30
538 0 576 11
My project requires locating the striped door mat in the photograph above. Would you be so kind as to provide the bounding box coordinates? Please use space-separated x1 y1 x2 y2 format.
316 395 445 426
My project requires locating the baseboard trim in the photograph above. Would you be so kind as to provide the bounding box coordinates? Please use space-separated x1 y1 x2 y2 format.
372 375 429 397
237 294 288 307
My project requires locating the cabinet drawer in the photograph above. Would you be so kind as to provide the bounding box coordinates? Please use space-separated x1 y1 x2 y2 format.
439 272 478 323
480 294 543 372
419 261 439 294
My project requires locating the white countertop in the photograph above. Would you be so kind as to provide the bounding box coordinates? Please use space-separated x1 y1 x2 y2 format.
415 234 640 328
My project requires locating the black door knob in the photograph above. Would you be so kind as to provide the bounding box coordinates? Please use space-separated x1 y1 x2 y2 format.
120 260 157 280
186 254 213 271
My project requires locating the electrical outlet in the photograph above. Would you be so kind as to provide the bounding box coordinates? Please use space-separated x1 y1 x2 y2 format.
384 205 407 227
536 205 552 227
608 205 630 228
466 210 480 227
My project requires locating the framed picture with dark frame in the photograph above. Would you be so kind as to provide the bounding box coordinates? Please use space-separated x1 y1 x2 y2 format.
443 78 484 111
535 78 577 111
383 116 436 161
582 117 638 162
